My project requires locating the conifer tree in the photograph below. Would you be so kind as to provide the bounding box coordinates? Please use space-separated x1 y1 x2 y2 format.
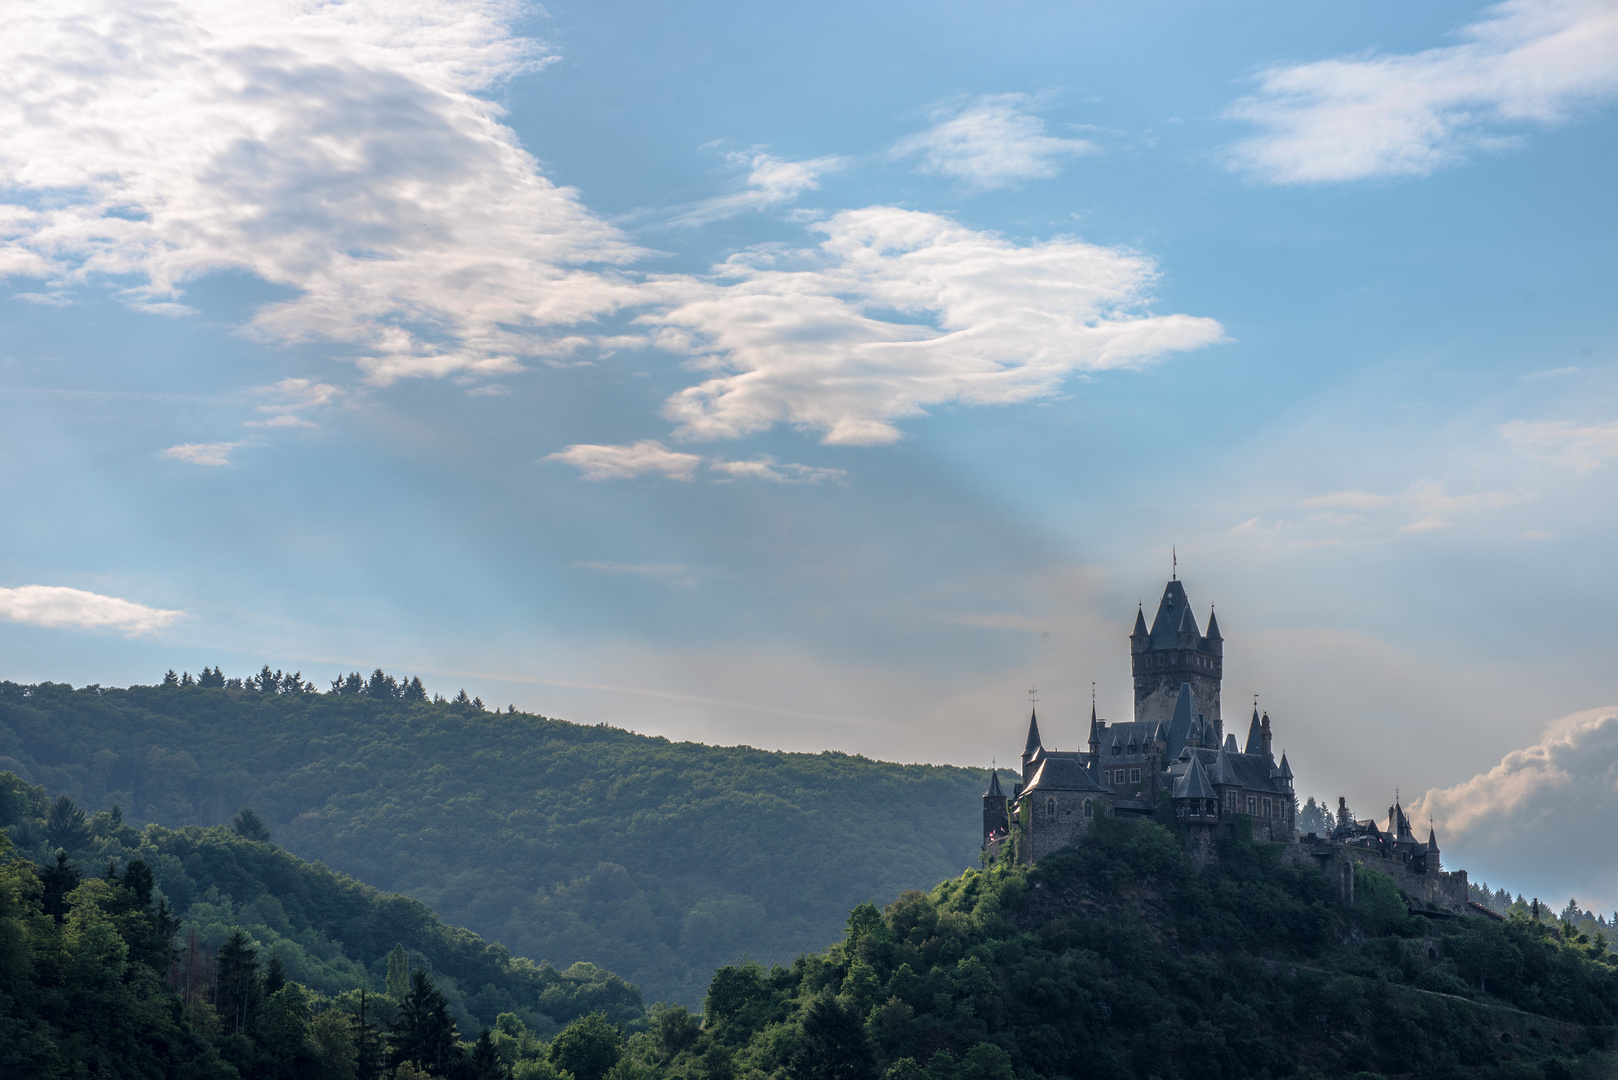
232 807 272 842
162 669 180 688
389 968 459 1076
216 929 260 1033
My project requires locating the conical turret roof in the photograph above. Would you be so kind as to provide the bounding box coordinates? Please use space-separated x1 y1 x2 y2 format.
985 770 1004 798
1023 708 1042 757
1132 605 1149 638
1428 826 1439 851
1245 706 1263 754
1175 754 1216 800
1206 607 1222 640
1278 752 1293 780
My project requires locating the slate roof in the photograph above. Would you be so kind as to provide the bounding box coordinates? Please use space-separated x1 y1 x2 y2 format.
1168 746 1288 794
1023 708 1042 756
1174 755 1216 800
1244 707 1263 754
985 770 1005 798
1165 682 1197 758
1021 755 1108 795
1147 579 1198 649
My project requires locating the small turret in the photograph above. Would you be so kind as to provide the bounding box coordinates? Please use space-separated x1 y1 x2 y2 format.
1131 605 1150 653
982 769 1010 852
1276 752 1294 792
1022 707 1043 778
1174 754 1217 819
1244 706 1263 755
1260 711 1273 760
1427 826 1441 871
1206 607 1222 643
1087 704 1101 756
1336 796 1350 829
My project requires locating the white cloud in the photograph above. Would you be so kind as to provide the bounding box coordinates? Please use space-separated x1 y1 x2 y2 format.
893 93 1097 190
1499 419 1618 470
1412 708 1618 909
0 0 640 385
546 440 703 481
164 441 238 466
247 377 342 426
0 584 181 634
647 207 1224 445
666 153 846 228
1300 481 1529 535
708 457 847 484
1228 0 1618 183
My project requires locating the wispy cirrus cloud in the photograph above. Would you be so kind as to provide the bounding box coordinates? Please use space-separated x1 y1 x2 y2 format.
0 0 640 386
1499 419 1618 471
0 584 181 634
1228 0 1618 183
1303 482 1529 534
547 442 844 484
647 207 1224 446
892 93 1096 190
664 152 846 229
164 441 239 466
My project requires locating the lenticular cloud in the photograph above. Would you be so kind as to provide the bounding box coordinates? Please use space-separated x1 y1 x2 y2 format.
650 208 1225 445
0 0 639 382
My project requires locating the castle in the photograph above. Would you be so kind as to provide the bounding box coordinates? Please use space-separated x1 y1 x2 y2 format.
981 577 1475 912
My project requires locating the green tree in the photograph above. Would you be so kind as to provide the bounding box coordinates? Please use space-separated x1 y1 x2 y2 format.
232 806 273 842
789 991 877 1080
469 1027 504 1080
46 793 92 850
217 928 260 1033
259 982 316 1076
549 1012 623 1080
386 943 411 999
389 968 460 1076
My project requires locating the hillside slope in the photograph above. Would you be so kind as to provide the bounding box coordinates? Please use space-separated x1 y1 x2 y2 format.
0 773 643 1036
0 677 1002 1006
621 817 1618 1080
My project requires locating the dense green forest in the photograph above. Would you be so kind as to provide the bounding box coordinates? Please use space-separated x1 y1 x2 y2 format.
627 816 1618 1080
0 773 643 1035
0 817 646 1080
0 675 1006 1006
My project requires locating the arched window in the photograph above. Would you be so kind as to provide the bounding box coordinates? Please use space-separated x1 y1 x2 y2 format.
1084 799 1093 818
1046 798 1056 818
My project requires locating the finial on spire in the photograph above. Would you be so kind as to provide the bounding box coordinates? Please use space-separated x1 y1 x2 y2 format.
1172 545 1177 581
1028 686 1038 706
1091 681 1096 709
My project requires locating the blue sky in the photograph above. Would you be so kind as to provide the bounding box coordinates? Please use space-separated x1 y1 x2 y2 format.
3 0 1618 909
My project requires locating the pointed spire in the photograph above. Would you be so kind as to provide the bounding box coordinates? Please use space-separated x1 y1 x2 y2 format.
1132 604 1149 639
1245 706 1263 754
1205 606 1222 641
1178 604 1198 633
1213 741 1235 785
1224 733 1238 753
1023 707 1043 758
1427 825 1439 851
1279 752 1293 780
985 770 1004 798
1088 702 1100 748
1166 682 1196 757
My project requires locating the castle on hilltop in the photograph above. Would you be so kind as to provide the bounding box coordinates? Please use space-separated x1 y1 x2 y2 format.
980 577 1474 913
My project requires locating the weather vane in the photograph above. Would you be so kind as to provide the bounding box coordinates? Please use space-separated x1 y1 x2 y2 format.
1172 545 1177 581
1028 686 1038 706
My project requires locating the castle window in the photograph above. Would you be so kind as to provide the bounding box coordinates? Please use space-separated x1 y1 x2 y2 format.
1084 799 1092 818
1129 768 1141 783
1046 798 1056 818
1227 791 1236 810
1263 798 1273 817
1246 797 1257 814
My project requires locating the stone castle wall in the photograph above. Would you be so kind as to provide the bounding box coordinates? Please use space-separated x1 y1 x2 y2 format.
1290 837 1471 912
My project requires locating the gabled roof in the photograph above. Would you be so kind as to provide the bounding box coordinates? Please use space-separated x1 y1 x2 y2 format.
1174 754 1215 800
1022 756 1107 795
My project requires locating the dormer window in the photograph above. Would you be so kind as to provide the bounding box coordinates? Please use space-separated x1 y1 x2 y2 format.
1112 745 1121 756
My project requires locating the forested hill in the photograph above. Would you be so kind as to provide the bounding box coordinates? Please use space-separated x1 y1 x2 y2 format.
0 676 1003 1007
0 777 642 1038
